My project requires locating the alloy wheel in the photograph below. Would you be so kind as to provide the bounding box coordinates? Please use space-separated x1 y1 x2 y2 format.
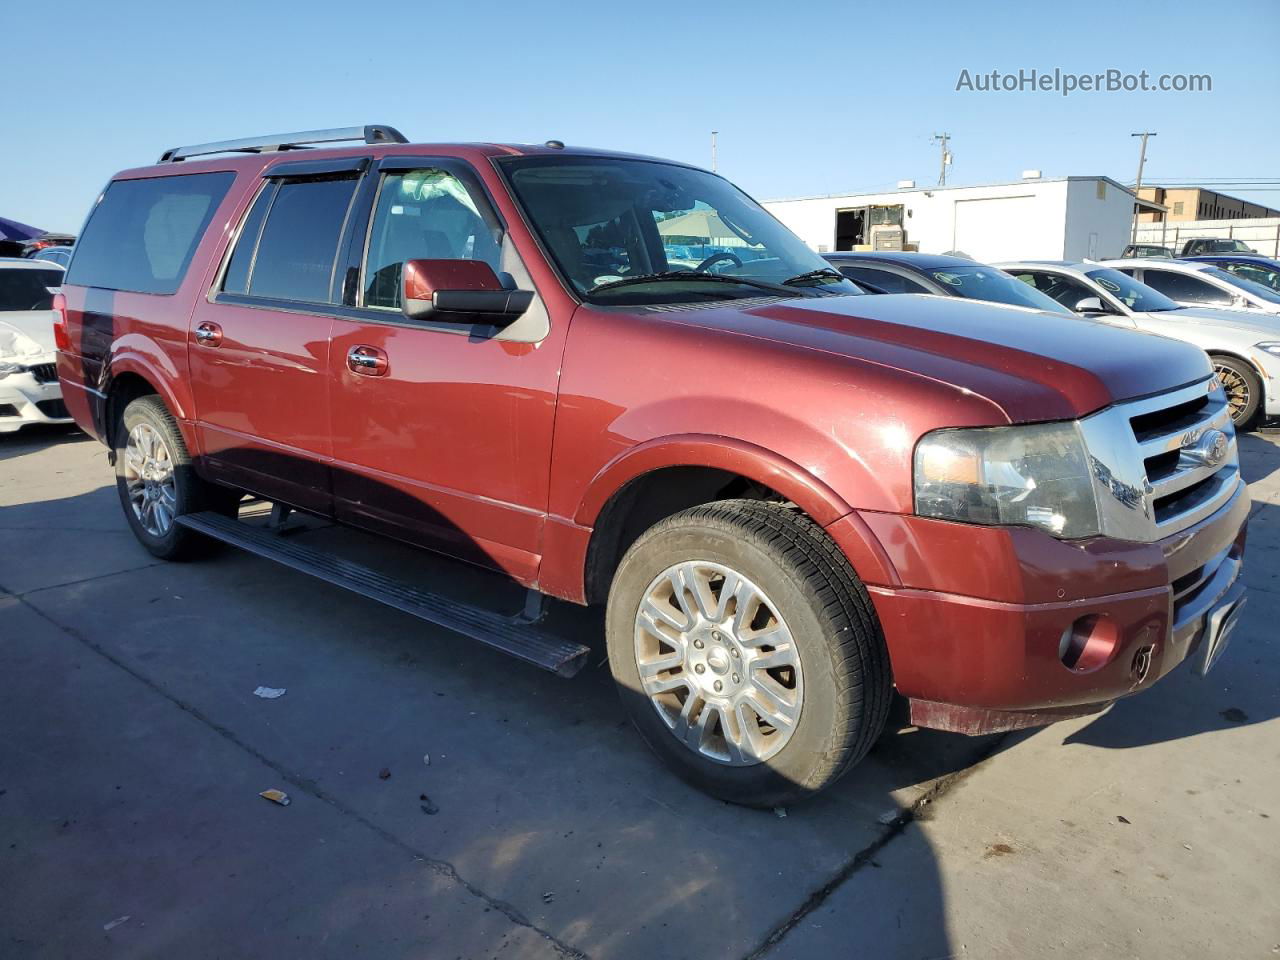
633 561 803 766
123 422 177 536
1213 361 1251 423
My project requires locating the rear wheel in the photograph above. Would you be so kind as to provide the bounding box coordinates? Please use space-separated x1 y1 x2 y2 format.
114 395 238 560
1212 355 1261 428
606 500 892 807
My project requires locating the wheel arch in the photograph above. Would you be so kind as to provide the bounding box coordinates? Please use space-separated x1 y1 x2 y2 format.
576 435 885 606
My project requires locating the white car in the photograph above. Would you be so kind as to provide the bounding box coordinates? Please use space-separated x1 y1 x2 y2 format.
997 260 1280 426
0 257 73 434
1100 257 1280 316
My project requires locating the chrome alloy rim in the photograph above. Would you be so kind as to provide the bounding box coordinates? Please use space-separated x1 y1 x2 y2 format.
1214 362 1251 423
634 561 803 766
123 423 177 537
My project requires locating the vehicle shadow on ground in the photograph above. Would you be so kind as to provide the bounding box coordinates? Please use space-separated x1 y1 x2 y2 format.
1239 431 1280 485
0 482 974 960
0 423 91 463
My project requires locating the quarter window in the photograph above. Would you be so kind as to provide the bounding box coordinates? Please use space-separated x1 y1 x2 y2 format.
66 172 234 295
362 168 501 310
244 177 358 303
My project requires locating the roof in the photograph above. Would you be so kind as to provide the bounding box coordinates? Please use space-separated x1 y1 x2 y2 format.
1096 258 1216 273
766 175 1138 205
0 256 65 270
822 252 980 270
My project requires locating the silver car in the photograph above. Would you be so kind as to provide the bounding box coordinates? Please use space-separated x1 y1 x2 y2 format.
1099 258 1280 317
997 260 1280 427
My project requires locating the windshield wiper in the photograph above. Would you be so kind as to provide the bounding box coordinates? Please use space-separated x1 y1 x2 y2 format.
590 271 798 297
782 267 846 287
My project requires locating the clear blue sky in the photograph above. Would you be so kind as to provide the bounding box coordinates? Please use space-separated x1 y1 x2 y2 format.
4 0 1278 233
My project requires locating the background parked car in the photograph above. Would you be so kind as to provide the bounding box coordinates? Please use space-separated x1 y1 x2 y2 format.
998 259 1280 427
1119 243 1174 258
30 245 73 269
824 252 1075 316
1101 258 1280 316
823 252 1076 315
0 258 72 433
1182 254 1280 294
1179 237 1256 256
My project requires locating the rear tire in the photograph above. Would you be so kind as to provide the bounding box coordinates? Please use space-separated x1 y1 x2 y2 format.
606 499 892 807
1212 355 1261 429
114 395 239 560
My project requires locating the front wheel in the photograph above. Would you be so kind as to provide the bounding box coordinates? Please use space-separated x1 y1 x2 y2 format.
606 500 892 807
1212 355 1262 428
114 395 238 560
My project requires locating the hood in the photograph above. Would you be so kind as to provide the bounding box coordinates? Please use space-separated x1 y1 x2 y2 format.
704 294 1212 423
0 311 58 360
1153 307 1280 336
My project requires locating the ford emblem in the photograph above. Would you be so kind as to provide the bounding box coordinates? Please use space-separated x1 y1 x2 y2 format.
1182 428 1229 467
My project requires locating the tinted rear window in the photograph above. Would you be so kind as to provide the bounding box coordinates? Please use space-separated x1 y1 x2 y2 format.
0 268 64 310
66 172 234 295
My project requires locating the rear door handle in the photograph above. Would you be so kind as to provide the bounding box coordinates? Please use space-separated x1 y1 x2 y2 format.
194 321 223 347
347 345 389 377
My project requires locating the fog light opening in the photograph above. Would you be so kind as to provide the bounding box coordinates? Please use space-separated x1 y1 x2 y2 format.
1059 615 1119 673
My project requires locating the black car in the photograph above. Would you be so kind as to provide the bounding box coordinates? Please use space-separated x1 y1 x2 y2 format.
822 252 1075 315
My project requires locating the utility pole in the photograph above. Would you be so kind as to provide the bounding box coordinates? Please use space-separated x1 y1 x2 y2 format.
1130 131 1157 242
711 131 718 172
932 133 951 186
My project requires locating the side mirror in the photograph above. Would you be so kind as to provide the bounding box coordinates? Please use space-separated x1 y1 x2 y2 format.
401 259 533 325
1074 296 1107 314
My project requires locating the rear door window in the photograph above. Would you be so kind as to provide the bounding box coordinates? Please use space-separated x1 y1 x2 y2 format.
242 177 359 303
1139 270 1233 306
65 172 234 294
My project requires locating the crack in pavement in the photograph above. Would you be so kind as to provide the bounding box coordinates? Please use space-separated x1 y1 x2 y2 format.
16 594 590 960
12 562 168 598
740 732 1015 960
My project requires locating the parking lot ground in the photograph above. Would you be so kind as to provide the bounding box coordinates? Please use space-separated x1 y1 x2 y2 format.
2 426 1278 959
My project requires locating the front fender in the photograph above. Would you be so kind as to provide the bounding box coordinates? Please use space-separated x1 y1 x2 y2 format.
574 433 853 527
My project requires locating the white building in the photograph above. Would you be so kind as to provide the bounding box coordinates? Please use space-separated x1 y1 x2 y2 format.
764 176 1142 263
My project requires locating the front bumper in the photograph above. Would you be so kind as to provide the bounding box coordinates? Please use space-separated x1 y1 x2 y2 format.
0 368 72 433
846 480 1250 734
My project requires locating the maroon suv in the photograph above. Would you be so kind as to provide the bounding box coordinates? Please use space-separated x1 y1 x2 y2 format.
54 125 1249 805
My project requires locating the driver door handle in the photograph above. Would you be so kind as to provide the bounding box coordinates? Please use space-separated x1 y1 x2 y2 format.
347 345 389 377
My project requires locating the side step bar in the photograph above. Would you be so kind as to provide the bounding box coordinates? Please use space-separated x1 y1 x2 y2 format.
175 511 590 678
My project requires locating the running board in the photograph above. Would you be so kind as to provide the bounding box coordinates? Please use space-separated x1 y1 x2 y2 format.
175 511 590 678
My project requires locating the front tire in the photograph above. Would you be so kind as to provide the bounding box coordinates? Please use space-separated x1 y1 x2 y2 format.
1212 355 1262 429
606 500 892 807
114 395 237 560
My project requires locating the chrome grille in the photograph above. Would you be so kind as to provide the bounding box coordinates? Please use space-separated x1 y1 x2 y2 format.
1078 376 1242 542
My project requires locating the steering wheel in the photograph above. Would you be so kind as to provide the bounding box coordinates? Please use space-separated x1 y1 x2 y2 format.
695 251 742 273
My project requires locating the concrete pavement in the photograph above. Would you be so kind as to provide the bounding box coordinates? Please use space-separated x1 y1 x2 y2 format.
1 424 1277 959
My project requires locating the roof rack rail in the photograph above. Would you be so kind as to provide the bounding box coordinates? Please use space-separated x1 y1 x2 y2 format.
158 124 408 163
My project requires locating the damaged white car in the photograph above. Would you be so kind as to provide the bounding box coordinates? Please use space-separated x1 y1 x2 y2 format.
0 258 72 433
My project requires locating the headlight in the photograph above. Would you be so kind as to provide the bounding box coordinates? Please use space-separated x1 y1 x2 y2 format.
0 361 23 381
914 421 1101 538
1255 342 1280 357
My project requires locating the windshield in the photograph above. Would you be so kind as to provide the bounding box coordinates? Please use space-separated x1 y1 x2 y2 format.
0 267 63 311
926 265 1074 316
1205 266 1280 304
1085 268 1180 312
500 156 859 304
